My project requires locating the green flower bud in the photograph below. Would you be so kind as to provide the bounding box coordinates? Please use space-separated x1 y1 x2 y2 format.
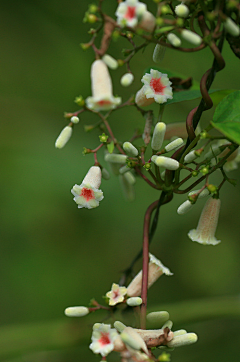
99 133 108 143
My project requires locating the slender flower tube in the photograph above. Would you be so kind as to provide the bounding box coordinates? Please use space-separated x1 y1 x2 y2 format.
106 283 127 306
135 69 173 107
188 198 221 245
86 60 121 111
64 306 89 317
151 155 180 170
151 122 166 151
71 166 104 209
121 73 134 87
123 142 139 157
181 29 202 46
89 323 119 357
55 126 72 149
115 0 147 28
153 44 166 63
127 253 173 297
102 54 118 69
167 33 182 47
224 17 240 37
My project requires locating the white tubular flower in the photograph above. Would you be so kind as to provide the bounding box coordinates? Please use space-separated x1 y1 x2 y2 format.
71 166 104 209
167 332 198 348
126 297 142 307
153 44 166 63
106 283 127 306
188 198 221 245
89 323 119 357
55 126 72 149
64 306 89 317
167 33 182 47
102 54 119 69
86 60 121 111
224 17 240 37
121 73 134 87
123 142 138 157
121 327 149 354
127 253 173 297
177 200 193 215
138 11 156 32
136 69 173 107
151 122 166 151
175 3 189 18
105 153 128 164
70 116 79 124
184 150 197 163
151 156 180 170
181 29 202 46
115 0 147 28
165 138 184 152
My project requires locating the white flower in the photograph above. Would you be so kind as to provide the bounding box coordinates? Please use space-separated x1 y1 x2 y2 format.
86 60 121 111
188 198 221 245
135 69 172 107
106 283 127 306
115 0 147 28
89 323 119 357
71 166 104 209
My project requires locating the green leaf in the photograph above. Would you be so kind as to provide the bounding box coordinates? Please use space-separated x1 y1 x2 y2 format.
107 140 114 154
211 90 240 145
211 89 237 106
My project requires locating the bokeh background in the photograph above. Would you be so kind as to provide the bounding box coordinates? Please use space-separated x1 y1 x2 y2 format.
1 1 240 361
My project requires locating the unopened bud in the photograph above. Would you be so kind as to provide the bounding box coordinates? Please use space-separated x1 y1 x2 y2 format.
162 320 173 330
64 306 89 317
119 165 130 174
165 138 184 152
99 133 108 143
151 122 166 151
152 156 180 170
188 188 209 199
167 333 198 348
101 168 110 180
224 17 240 37
177 200 193 215
102 54 119 69
120 73 134 87
147 311 170 328
173 329 187 336
55 126 72 149
126 297 142 307
114 321 126 333
181 29 202 46
207 184 218 194
105 153 128 164
153 44 166 63
167 33 182 47
204 144 222 159
123 142 138 157
121 327 148 354
184 150 197 163
200 166 209 175
124 171 136 185
175 4 189 18
70 116 79 124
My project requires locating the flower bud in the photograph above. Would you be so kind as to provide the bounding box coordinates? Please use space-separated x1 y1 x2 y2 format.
101 168 110 180
102 54 119 69
204 144 222 159
167 333 198 348
119 174 135 201
71 116 79 124
138 11 156 32
64 306 89 317
153 44 166 63
147 311 170 328
151 122 166 151
119 165 130 174
184 150 197 163
114 321 126 333
121 327 148 354
55 126 72 149
126 297 142 307
173 329 187 336
167 33 182 47
120 73 134 87
188 188 209 199
105 153 128 164
124 171 136 185
152 156 180 170
181 29 202 46
177 200 193 215
123 142 139 157
224 17 240 37
175 3 189 18
162 320 173 330
165 138 184 152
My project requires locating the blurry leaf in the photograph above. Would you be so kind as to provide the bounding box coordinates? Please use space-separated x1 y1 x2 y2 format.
211 89 237 106
211 90 240 145
107 141 114 154
166 89 217 105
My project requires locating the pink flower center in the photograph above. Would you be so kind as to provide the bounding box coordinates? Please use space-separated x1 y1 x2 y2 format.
98 100 111 106
80 187 94 201
99 332 111 346
150 77 166 94
126 6 136 19
113 290 120 299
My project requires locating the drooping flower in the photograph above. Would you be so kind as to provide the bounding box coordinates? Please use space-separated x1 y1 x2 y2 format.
106 283 127 306
89 323 119 357
115 0 147 29
127 253 173 297
135 69 172 107
86 60 121 111
188 198 221 245
71 166 104 209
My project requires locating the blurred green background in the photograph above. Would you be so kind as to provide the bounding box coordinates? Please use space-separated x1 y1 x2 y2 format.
1 1 240 361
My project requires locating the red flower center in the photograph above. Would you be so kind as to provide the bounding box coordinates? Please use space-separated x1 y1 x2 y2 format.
98 100 111 106
150 77 166 94
80 187 94 201
99 332 111 346
113 290 119 299
126 6 136 19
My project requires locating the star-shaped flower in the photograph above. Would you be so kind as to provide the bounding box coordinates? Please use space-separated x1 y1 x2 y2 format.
106 283 127 306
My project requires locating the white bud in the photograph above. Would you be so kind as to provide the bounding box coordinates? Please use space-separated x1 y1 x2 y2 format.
123 142 138 157
126 297 142 307
177 200 193 215
224 17 240 37
162 320 173 330
165 138 184 152
102 54 118 69
153 44 166 63
119 174 135 201
114 321 126 333
181 29 202 46
175 3 189 18
184 150 197 163
55 126 72 149
124 171 136 185
167 333 198 348
204 144 222 159
121 73 134 87
121 327 148 354
147 311 170 328
173 329 187 336
151 122 166 151
188 188 209 198
167 33 182 47
119 165 130 174
105 153 128 164
70 116 79 124
64 306 89 317
152 156 180 170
